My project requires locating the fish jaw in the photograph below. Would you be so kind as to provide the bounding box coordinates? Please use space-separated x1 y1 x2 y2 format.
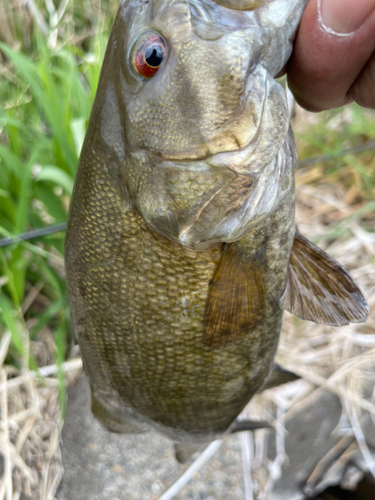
130 126 297 249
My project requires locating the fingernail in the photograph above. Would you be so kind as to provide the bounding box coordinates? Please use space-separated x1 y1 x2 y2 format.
319 0 375 35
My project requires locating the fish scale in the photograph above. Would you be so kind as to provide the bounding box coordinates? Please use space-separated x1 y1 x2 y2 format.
67 130 295 438
66 0 368 454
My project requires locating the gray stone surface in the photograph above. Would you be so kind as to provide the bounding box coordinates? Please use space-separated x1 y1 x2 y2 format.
57 376 245 500
269 391 343 500
57 378 346 500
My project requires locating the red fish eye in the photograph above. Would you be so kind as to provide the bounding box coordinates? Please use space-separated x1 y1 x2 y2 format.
134 35 166 78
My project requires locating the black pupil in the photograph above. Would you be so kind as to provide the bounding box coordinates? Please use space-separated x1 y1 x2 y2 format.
145 45 164 67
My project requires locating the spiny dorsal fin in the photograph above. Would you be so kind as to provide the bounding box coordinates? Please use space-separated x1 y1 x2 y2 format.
204 243 266 349
280 232 369 326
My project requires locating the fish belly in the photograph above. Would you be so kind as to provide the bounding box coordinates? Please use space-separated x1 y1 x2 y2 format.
65 146 295 441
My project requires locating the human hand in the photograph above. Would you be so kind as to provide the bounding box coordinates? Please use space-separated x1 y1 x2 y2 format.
287 0 375 111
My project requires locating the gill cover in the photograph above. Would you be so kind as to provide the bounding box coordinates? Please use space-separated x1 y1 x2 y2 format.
87 0 308 248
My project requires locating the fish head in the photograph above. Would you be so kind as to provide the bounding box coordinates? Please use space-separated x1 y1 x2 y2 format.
92 0 306 248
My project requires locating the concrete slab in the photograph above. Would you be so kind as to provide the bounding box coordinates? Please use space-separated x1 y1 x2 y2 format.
57 377 245 500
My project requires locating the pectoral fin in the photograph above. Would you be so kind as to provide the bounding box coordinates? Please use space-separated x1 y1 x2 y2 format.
259 363 300 392
280 232 369 326
204 244 266 348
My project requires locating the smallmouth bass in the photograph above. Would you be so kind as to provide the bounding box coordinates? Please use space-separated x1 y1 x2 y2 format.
65 0 368 454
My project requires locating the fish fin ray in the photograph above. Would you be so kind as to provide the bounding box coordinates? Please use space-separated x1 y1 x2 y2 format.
259 363 300 392
91 390 147 434
204 243 266 348
230 419 272 433
280 232 369 326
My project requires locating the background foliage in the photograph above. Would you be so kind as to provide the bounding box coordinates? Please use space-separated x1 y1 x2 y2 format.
0 0 118 375
0 2 374 498
0 0 374 376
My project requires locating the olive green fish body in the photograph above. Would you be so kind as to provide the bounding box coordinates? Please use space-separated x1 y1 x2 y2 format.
66 134 295 440
66 0 368 445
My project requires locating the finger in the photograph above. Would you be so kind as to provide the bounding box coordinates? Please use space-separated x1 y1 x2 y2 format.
287 0 375 112
349 51 375 108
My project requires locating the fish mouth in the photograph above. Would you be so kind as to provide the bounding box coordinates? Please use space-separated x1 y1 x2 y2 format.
154 131 247 163
149 114 287 176
150 75 290 175
148 123 263 173
155 139 244 164
157 147 223 163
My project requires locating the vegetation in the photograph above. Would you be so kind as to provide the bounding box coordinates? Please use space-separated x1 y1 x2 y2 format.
0 1 374 498
0 0 374 382
0 0 117 374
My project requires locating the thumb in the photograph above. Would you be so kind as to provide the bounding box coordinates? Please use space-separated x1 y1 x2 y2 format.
287 0 375 111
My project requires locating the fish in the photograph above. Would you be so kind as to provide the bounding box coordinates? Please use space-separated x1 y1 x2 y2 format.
65 0 368 460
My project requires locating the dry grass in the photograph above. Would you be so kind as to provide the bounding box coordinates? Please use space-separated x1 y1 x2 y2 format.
235 104 375 499
239 203 375 497
0 335 82 500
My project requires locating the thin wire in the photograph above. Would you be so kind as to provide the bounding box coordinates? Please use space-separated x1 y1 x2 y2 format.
0 223 67 248
297 140 375 169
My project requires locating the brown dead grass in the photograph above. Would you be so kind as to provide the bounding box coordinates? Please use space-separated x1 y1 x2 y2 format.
0 333 82 500
238 105 375 499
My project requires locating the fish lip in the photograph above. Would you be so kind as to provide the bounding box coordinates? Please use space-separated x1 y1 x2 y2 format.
151 116 289 174
147 147 261 177
148 145 252 169
153 148 219 163
149 134 256 163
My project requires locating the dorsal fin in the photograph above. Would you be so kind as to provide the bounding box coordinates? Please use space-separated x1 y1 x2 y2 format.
204 243 266 349
280 232 369 326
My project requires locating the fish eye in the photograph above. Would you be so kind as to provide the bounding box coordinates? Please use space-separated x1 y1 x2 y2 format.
134 35 166 78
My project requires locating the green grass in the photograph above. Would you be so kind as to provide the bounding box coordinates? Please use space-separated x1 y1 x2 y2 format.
0 0 117 374
0 0 374 378
294 104 375 239
295 105 375 198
